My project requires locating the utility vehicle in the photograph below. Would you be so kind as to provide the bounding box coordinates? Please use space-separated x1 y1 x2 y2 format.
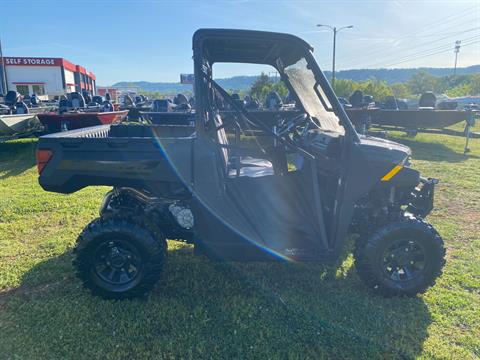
37 29 445 299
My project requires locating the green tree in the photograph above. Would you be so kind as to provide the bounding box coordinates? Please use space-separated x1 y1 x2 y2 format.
332 79 356 98
250 73 272 100
468 74 480 95
250 71 480 105
361 78 393 100
333 78 393 101
407 71 438 94
272 81 288 99
249 73 288 102
445 84 472 97
139 91 164 99
390 83 411 98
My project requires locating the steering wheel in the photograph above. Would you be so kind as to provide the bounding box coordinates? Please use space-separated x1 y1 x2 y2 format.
276 113 308 136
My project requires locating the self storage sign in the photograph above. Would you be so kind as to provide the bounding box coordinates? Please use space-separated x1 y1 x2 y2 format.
4 57 61 66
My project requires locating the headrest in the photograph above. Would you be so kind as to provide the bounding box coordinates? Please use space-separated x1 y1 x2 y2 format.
102 101 114 112
82 92 92 105
419 92 436 108
68 92 86 108
5 91 20 106
30 94 39 106
349 90 364 107
174 93 188 105
14 102 29 114
91 96 104 105
153 99 174 112
265 91 283 109
123 95 134 107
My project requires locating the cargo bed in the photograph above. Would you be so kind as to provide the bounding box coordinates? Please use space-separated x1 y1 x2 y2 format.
37 124 195 195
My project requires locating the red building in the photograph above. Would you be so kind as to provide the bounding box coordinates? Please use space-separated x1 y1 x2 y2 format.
1 56 96 99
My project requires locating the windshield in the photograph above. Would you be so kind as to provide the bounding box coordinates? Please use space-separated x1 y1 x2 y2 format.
284 57 344 134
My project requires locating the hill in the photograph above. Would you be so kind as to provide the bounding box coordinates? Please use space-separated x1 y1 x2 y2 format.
111 65 480 93
112 76 258 94
325 65 480 84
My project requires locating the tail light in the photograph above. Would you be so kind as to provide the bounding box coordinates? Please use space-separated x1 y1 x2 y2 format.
36 149 53 174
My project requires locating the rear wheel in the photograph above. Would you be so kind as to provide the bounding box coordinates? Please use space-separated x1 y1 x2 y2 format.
74 218 167 299
354 216 445 296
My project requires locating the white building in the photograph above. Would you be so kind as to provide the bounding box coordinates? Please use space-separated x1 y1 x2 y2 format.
1 57 96 99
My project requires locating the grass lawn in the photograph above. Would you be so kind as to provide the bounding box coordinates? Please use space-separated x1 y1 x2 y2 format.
0 125 479 359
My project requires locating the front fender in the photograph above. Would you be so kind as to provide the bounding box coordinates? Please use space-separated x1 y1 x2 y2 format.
407 177 438 218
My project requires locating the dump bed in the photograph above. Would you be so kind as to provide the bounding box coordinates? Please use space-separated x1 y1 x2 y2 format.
37 124 195 195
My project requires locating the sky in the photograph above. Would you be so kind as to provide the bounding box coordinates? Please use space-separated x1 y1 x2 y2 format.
0 0 478 85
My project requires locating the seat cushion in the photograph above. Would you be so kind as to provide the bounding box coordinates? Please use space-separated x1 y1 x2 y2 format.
228 165 274 178
239 157 272 168
214 114 272 178
228 157 274 178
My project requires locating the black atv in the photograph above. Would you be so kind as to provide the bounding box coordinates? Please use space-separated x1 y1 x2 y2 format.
36 29 445 299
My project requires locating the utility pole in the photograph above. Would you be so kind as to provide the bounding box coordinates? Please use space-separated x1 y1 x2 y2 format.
453 40 461 76
0 36 7 95
317 24 353 88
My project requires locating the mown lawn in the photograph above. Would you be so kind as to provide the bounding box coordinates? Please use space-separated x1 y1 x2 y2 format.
0 125 479 359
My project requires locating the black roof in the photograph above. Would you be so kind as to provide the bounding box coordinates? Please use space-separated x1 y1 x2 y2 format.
193 28 313 66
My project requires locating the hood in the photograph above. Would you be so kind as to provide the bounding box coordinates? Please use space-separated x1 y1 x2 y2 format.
357 134 411 165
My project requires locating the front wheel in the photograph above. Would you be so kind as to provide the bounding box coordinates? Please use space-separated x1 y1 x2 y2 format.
73 218 167 299
354 216 445 296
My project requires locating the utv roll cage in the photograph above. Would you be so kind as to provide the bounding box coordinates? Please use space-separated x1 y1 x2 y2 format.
192 29 360 142
190 29 361 257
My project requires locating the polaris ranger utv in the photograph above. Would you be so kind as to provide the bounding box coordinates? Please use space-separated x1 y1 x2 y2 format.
37 29 445 299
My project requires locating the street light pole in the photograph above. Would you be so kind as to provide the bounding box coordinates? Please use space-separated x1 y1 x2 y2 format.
317 24 353 88
0 36 7 94
332 27 337 87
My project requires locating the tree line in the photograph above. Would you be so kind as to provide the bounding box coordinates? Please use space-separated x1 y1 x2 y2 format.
137 71 480 103
248 71 480 103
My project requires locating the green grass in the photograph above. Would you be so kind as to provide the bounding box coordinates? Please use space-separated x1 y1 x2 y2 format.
0 126 479 359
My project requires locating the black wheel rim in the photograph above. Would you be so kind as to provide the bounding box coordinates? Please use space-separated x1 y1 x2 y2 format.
382 239 426 282
92 238 143 286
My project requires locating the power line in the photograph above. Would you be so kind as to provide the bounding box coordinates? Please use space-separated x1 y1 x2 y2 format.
339 20 480 69
336 10 479 68
340 26 479 69
373 34 480 67
340 26 478 40
341 5 477 42
366 33 480 68
314 5 480 70
372 39 479 69
378 39 480 68
403 5 477 33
